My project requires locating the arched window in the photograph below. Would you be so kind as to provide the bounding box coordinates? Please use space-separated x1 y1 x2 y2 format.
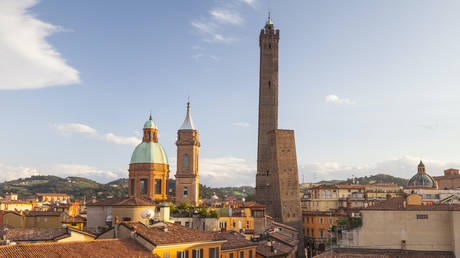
182 154 190 169
184 187 188 197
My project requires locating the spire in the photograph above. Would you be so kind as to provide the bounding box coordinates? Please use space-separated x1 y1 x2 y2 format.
180 102 196 130
149 113 152 121
266 12 273 25
417 160 426 174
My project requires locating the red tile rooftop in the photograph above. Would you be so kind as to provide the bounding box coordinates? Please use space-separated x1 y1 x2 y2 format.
86 197 158 207
313 248 454 258
0 239 157 258
213 231 257 250
364 197 460 211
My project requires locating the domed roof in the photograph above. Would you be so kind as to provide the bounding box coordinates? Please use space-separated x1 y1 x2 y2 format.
143 115 158 129
130 142 168 164
407 173 437 189
407 160 438 189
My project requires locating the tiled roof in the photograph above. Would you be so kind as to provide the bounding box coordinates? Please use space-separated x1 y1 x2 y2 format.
213 231 257 250
86 197 157 207
0 239 158 258
121 222 218 246
62 215 86 223
269 232 298 247
364 197 460 211
0 228 69 242
313 248 454 258
256 240 294 257
24 211 62 217
35 193 69 197
242 202 266 209
271 221 298 232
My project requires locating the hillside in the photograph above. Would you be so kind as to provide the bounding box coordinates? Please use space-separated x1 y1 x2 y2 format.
314 174 408 187
0 176 254 201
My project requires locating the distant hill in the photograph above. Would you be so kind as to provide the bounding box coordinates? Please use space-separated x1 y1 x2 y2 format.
313 174 409 187
0 175 254 201
0 175 128 200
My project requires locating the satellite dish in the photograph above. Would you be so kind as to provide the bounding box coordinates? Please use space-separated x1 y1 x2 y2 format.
141 209 155 220
105 215 113 222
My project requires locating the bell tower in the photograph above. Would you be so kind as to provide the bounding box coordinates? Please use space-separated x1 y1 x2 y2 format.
175 102 200 206
256 15 279 215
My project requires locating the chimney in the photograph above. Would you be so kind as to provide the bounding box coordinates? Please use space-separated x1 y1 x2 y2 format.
130 225 137 240
114 217 119 238
403 201 407 208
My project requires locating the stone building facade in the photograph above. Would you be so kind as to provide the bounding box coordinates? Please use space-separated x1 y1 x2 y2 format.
175 102 200 206
434 168 460 190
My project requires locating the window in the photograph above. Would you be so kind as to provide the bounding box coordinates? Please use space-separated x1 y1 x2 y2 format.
140 179 148 194
185 222 190 227
130 179 134 195
240 251 244 258
155 179 162 194
184 187 188 197
306 228 309 235
233 221 236 228
44 218 48 223
417 214 428 219
164 252 170 258
311 229 314 237
192 249 203 258
229 254 234 258
268 81 271 88
36 217 40 222
177 251 189 258
328 217 332 224
246 221 250 229
320 229 324 238
182 154 190 169
321 191 326 198
209 247 219 258
249 250 253 258
175 221 181 225
147 132 151 141
320 218 324 224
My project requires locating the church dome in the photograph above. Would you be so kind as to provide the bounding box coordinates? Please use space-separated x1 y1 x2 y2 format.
130 117 168 165
130 142 168 164
143 115 158 129
407 161 438 189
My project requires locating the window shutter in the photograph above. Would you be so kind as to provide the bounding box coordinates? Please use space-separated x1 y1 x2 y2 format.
192 250 196 258
186 250 189 258
200 249 204 258
216 248 219 258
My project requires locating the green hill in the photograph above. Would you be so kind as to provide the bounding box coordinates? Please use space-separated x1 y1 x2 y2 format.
315 174 408 187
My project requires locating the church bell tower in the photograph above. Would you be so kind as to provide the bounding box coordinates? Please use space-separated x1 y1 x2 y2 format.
175 102 200 206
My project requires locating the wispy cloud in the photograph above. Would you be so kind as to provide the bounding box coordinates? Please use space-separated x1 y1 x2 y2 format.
0 163 126 183
0 0 79 90
300 156 460 183
53 123 97 135
325 94 356 104
232 122 250 127
54 123 140 146
210 9 243 25
169 156 255 187
191 21 235 43
239 0 256 7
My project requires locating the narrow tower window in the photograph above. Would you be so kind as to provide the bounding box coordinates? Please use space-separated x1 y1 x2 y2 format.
155 179 162 194
184 187 188 197
268 81 271 88
130 179 134 195
140 179 148 194
182 154 190 169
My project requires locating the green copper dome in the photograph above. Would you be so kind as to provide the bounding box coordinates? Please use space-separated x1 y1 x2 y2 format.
130 142 168 164
144 119 158 129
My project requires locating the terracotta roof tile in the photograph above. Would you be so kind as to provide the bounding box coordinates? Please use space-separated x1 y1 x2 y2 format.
364 197 460 211
256 240 294 257
213 231 257 250
23 211 62 217
313 248 454 258
0 239 157 258
121 222 218 245
0 228 69 242
86 197 157 207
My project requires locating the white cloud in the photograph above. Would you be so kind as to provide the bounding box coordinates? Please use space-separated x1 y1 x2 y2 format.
210 9 243 25
300 156 460 183
240 0 256 7
53 123 97 135
191 21 235 43
169 156 255 187
0 163 39 181
0 0 79 90
54 123 140 146
103 133 140 146
0 163 126 183
232 122 250 127
325 94 356 104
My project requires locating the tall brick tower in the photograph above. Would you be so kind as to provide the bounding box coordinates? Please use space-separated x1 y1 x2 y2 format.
256 15 279 216
175 102 200 206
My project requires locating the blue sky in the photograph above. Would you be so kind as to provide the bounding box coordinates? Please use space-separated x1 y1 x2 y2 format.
1 0 460 186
